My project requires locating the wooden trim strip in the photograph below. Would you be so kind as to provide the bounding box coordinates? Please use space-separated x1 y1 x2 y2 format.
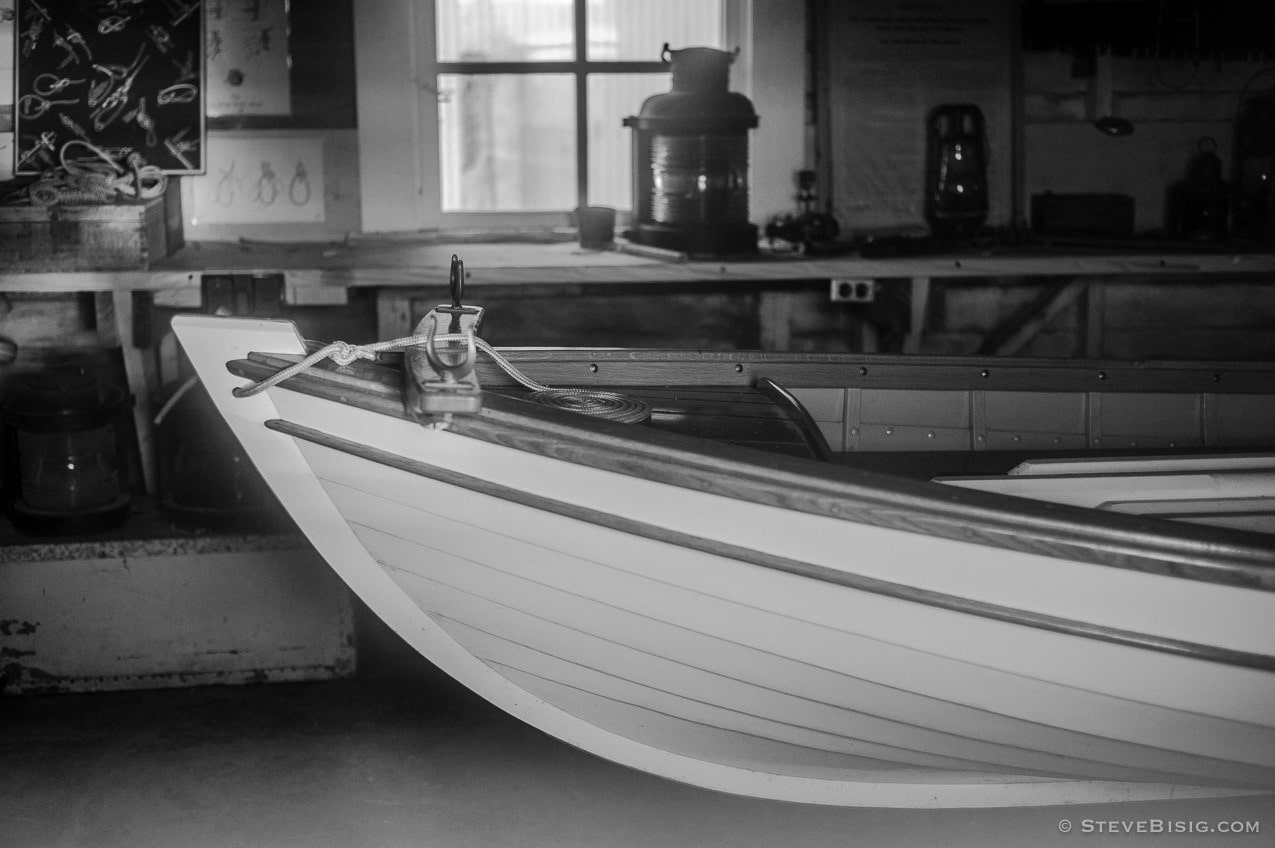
469 348 1275 394
268 418 1275 673
226 357 1275 590
245 345 1275 394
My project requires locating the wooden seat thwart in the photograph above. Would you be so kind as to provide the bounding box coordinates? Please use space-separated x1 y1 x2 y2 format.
1007 453 1275 476
936 453 1275 535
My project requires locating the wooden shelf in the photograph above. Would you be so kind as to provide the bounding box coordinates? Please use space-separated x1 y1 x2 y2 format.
4 238 1275 294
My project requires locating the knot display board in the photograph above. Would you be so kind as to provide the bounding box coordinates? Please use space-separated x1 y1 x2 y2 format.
14 0 205 176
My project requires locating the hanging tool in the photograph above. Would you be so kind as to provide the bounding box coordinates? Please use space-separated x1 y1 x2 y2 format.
147 24 173 53
157 83 198 105
164 127 199 170
17 132 57 170
63 25 93 61
60 113 93 143
52 30 81 68
98 16 130 35
33 73 84 97
92 51 150 131
134 97 158 147
18 93 77 120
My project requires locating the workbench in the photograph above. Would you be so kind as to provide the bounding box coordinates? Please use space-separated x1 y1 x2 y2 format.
6 236 1272 292
6 235 1274 348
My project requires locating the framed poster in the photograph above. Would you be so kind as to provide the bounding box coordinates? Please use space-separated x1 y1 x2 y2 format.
14 0 205 175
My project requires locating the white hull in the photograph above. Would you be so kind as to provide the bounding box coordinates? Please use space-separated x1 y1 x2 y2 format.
174 316 1275 808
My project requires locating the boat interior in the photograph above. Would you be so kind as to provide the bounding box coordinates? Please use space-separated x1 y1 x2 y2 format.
235 338 1275 538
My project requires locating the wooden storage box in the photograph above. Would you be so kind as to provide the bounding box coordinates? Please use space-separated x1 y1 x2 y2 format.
0 535 356 694
0 186 182 273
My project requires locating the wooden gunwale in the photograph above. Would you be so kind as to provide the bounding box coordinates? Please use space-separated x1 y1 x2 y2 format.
294 344 1275 394
467 349 1275 394
227 356 1275 591
267 417 1275 673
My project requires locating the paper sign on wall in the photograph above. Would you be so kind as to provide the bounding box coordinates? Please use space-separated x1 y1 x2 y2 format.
188 135 324 225
205 0 290 116
826 0 1014 231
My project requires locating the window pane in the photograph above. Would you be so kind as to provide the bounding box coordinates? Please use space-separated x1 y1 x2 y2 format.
587 0 723 61
438 74 577 212
437 0 575 62
587 74 672 210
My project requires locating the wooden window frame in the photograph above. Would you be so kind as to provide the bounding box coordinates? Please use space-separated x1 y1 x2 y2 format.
414 0 746 230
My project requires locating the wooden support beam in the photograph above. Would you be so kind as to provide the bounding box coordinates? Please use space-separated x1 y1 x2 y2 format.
977 279 1086 356
902 277 931 354
101 292 159 495
759 290 796 350
1085 278 1106 358
376 291 416 340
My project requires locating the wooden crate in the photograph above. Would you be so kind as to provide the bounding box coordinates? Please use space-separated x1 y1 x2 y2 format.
0 187 181 273
0 536 356 694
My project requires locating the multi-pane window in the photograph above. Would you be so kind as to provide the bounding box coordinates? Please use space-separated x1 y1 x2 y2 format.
430 0 727 215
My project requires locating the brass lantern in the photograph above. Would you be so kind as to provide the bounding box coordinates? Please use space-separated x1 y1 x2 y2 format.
624 44 759 256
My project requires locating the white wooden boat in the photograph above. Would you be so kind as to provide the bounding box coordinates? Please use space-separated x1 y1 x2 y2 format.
172 271 1275 809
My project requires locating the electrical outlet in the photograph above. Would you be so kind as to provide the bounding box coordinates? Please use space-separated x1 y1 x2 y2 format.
830 278 875 303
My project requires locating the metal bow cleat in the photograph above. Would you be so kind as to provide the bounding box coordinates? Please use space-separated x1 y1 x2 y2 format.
405 253 486 422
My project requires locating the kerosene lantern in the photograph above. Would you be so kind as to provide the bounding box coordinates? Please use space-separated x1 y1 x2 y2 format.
3 367 131 535
623 44 759 255
1168 137 1229 242
1232 93 1275 242
924 104 989 238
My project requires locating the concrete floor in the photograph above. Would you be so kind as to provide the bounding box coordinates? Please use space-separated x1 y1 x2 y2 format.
3 635 1272 848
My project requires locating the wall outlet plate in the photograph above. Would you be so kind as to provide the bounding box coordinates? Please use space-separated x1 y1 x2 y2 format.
830 278 875 303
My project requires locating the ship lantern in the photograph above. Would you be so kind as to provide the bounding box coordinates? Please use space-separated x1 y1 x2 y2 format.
1232 93 1275 242
623 44 759 255
1169 137 1229 242
3 367 131 535
925 104 990 238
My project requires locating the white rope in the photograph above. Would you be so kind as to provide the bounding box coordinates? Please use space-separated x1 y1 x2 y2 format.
233 333 433 397
24 141 167 207
234 331 651 424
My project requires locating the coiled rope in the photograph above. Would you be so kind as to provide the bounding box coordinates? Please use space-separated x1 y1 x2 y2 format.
21 140 167 207
232 331 652 425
